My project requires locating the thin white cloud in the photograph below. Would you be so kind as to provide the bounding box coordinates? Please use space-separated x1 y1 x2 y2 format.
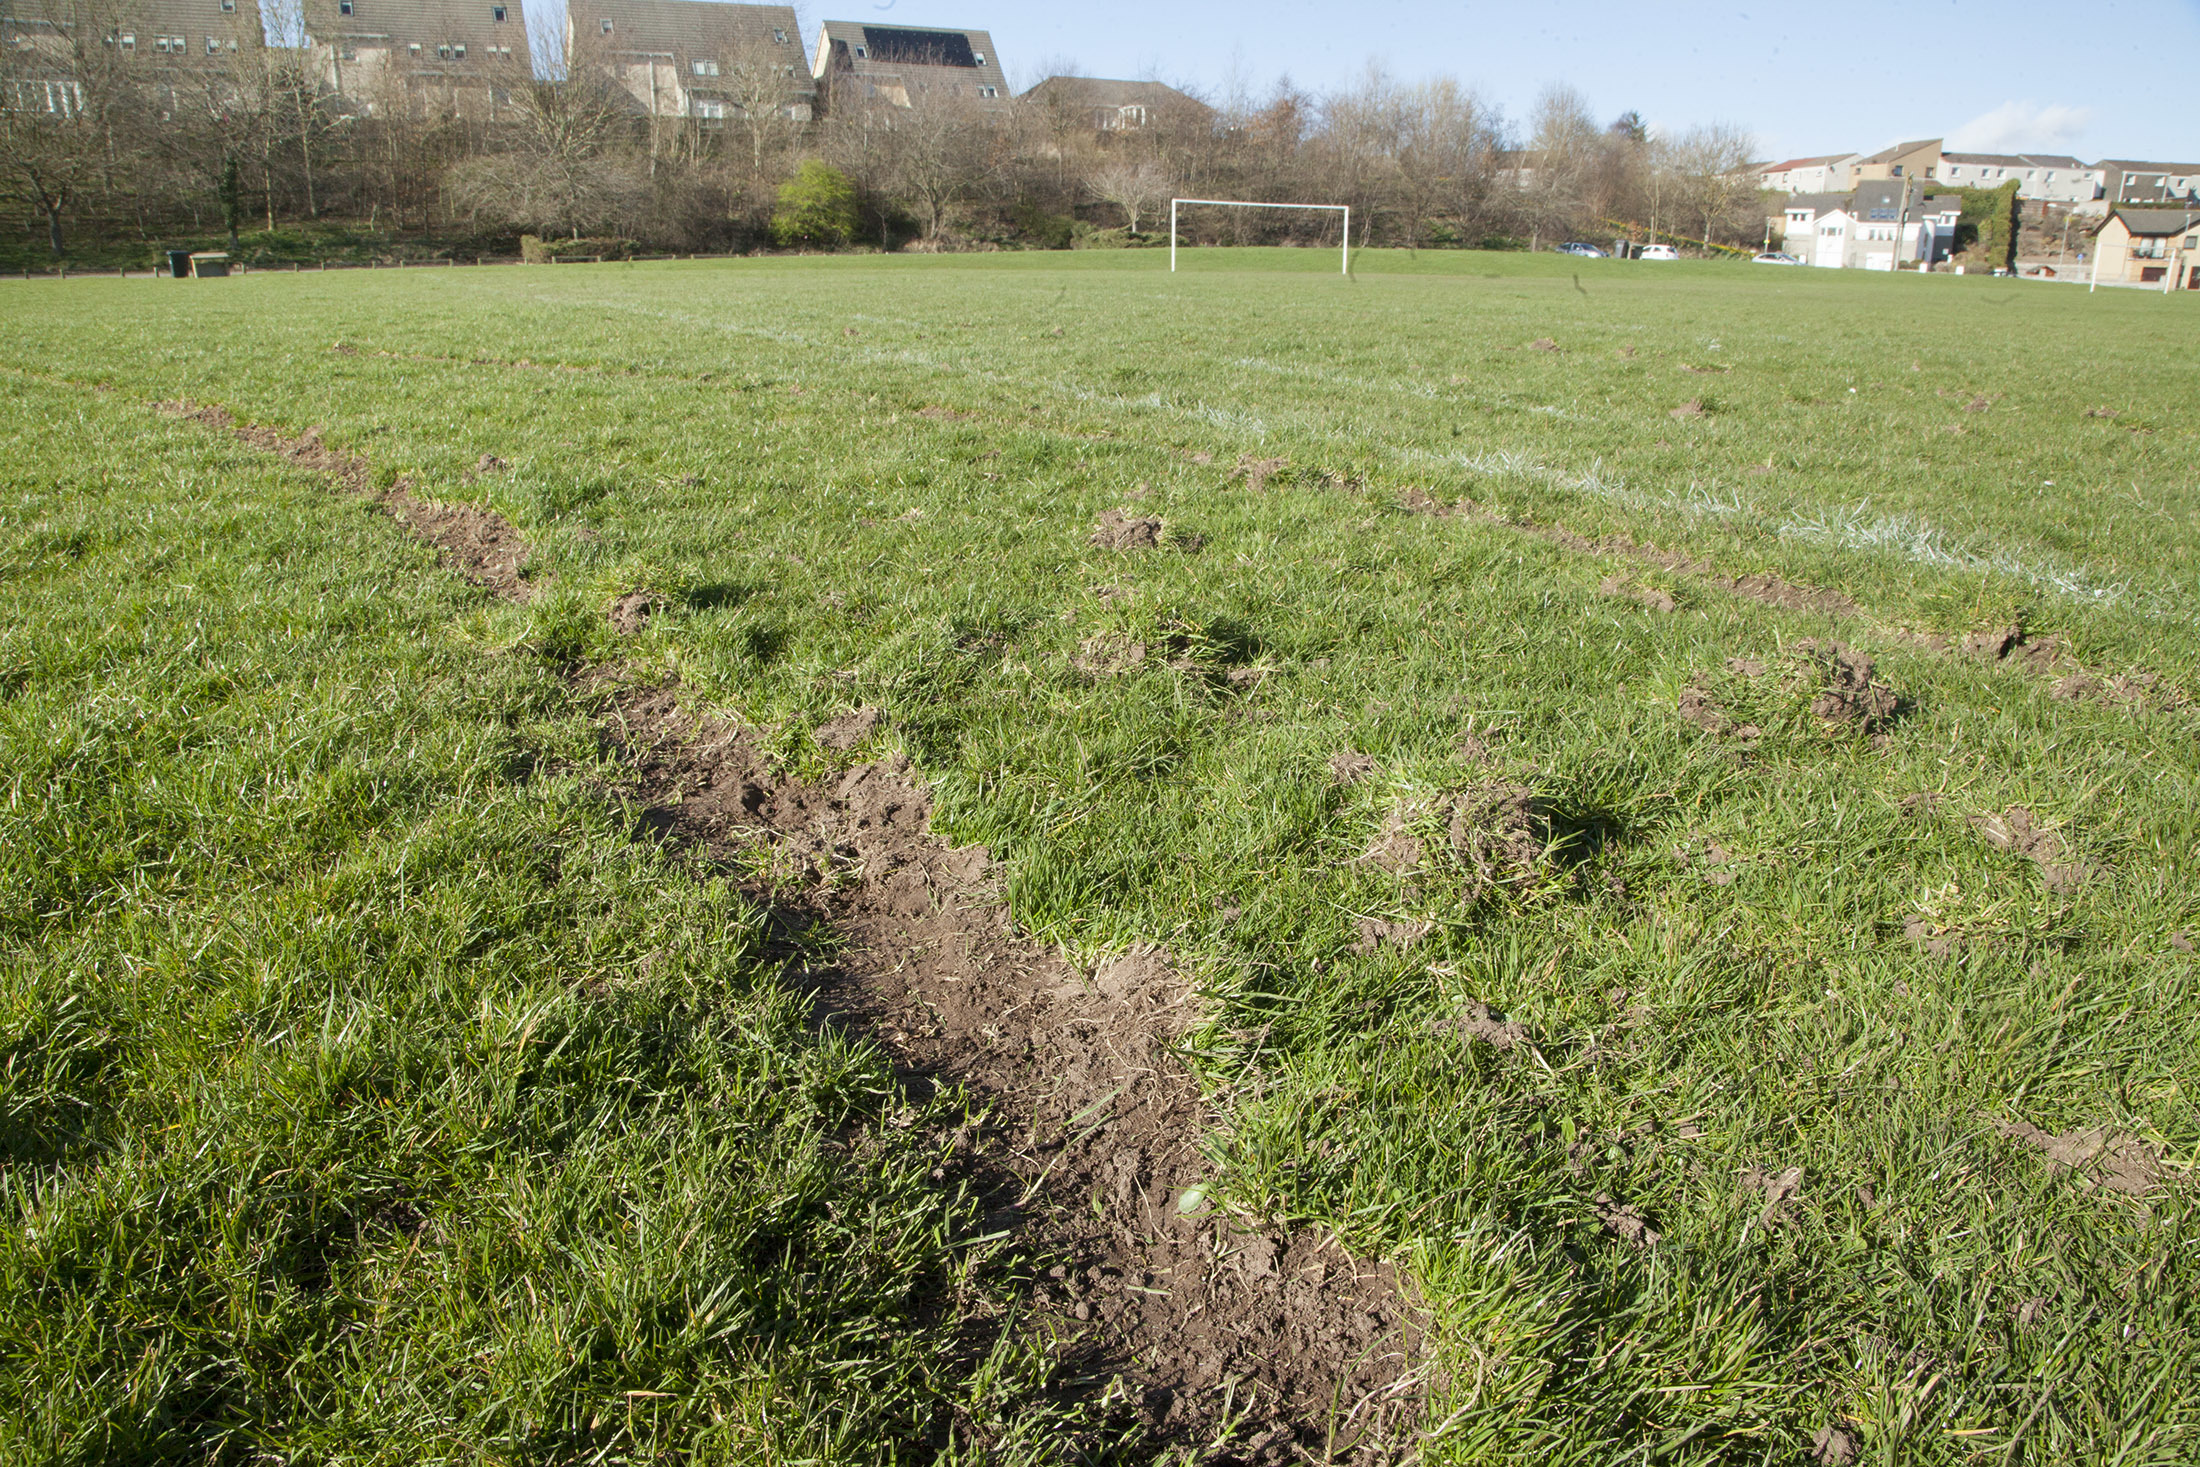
1947 101 2094 153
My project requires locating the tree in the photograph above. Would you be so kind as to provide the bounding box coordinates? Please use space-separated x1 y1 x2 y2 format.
771 159 856 247
1085 155 1167 234
447 41 643 238
1671 122 1757 249
1515 84 1598 251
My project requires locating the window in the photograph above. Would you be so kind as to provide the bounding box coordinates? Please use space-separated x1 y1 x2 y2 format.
694 98 724 118
600 17 611 31
338 42 355 58
772 27 786 42
691 58 718 76
852 44 865 57
119 30 134 47
220 0 234 10
973 51 984 63
204 34 217 51
2125 173 2137 186
491 3 504 17
2187 236 2198 250
978 84 996 98
437 43 449 58
339 0 351 13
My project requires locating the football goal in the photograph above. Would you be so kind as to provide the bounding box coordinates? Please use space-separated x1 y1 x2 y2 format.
1168 199 1351 274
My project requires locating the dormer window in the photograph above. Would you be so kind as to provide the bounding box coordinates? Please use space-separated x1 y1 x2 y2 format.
772 27 785 41
453 42 464 57
600 17 611 31
219 0 234 11
973 51 984 63
119 30 134 46
492 4 504 17
691 58 718 75
338 0 351 13
437 43 449 57
852 44 865 57
408 40 419 51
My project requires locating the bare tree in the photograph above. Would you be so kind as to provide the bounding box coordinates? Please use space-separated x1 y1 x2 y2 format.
448 39 641 237
1391 77 1496 248
1085 154 1167 233
1514 84 1599 251
1672 121 1757 249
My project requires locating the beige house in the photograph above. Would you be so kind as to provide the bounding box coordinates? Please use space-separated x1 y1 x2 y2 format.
810 20 1006 110
571 0 809 122
2091 208 2200 289
3 0 264 115
306 0 531 116
1852 138 1944 185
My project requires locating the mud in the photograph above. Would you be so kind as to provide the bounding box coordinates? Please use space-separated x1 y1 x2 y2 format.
1329 751 1377 786
603 690 1423 1457
1995 1120 2166 1198
1091 509 1165 550
607 590 655 635
1355 917 1430 953
1231 455 1291 492
814 704 883 752
1795 640 1899 735
1432 1000 1527 1050
1969 806 2096 893
1448 782 1549 900
161 401 537 603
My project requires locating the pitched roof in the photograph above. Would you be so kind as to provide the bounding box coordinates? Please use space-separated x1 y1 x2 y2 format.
1021 75 1207 114
812 18 1007 103
1942 152 2086 170
1783 192 1849 215
2109 207 2200 236
2093 159 2200 174
307 0 531 66
1763 154 1854 173
575 0 806 85
1857 137 1941 164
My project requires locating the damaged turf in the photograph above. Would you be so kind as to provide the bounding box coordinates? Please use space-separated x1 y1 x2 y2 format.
603 689 1425 1458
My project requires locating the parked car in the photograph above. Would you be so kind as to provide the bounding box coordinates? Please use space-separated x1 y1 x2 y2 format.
1753 251 1802 265
1556 242 1606 258
1638 244 1679 261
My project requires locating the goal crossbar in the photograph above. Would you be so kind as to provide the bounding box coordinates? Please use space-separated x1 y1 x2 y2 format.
1169 198 1351 274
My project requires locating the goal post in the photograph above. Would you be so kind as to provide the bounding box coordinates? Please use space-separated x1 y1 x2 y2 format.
1169 198 1351 275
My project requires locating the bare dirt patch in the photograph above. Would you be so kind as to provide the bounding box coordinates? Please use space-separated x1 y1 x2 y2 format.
1796 640 1900 736
815 704 882 752
601 689 1424 1456
1231 455 1291 492
1969 806 2097 893
1329 751 1378 786
1355 916 1431 954
1529 337 1560 352
1994 1120 2167 1198
1090 508 1164 550
1448 782 1550 900
1669 399 1707 419
160 401 537 603
607 589 656 635
1432 1000 1527 1050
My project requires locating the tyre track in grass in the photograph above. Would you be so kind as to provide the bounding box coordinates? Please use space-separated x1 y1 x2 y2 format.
166 400 1428 1462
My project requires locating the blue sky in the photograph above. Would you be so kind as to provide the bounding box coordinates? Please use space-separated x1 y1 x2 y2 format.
788 0 2200 162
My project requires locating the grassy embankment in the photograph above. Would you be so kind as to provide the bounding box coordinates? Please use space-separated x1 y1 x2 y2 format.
3 249 2197 1462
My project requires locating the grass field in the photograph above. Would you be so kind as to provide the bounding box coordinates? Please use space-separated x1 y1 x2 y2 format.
3 249 2197 1464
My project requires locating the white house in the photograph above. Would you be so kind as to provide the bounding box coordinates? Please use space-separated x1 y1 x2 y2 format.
1939 153 2097 205
1786 182 1959 269
1759 154 1861 194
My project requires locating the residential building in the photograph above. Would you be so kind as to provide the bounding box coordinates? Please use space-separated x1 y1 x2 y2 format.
1852 138 1944 184
1938 152 2097 204
1020 75 1209 132
305 0 531 116
1758 154 1859 194
571 0 810 122
1784 180 1958 269
3 0 264 115
810 20 1006 110
2090 207 2200 288
2092 160 2200 208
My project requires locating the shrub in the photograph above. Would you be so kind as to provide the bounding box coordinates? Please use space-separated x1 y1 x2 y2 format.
771 162 859 250
520 234 549 264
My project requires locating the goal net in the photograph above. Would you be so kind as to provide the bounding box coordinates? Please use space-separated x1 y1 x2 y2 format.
1168 199 1351 274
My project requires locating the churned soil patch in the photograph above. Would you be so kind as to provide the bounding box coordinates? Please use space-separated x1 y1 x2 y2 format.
1090 508 1164 550
601 688 1424 1458
1969 806 2097 893
161 400 537 603
607 589 656 635
1994 1120 2170 1199
1795 640 1901 736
